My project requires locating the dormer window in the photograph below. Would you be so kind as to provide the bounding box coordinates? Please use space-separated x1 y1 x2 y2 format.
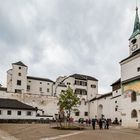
131 38 137 44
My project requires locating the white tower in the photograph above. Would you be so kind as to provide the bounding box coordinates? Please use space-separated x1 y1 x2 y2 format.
7 61 28 93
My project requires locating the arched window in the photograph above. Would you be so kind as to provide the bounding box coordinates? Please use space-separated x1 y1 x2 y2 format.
131 109 137 118
131 91 137 102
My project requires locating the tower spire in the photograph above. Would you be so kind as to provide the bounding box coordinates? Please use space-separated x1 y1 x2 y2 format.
129 6 140 40
133 7 140 32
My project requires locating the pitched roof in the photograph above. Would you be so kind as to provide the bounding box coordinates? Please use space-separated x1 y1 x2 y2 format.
27 76 54 83
0 98 37 110
111 78 121 86
97 92 112 99
120 48 140 63
12 61 27 67
90 92 112 102
69 74 98 81
111 95 121 99
122 75 140 84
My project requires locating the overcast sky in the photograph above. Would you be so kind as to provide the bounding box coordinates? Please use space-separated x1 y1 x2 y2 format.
0 0 138 93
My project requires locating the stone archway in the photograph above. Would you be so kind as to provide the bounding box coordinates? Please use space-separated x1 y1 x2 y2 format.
98 104 103 118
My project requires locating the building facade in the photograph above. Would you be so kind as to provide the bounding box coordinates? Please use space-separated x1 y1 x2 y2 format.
0 62 99 121
7 61 54 96
0 98 37 121
54 74 98 120
89 79 122 122
120 7 140 128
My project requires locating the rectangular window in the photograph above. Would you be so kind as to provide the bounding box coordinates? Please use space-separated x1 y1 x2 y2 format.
75 80 87 86
75 80 80 85
17 80 21 85
15 89 22 93
75 89 80 94
137 67 140 72
17 111 21 116
0 110 1 115
40 87 42 92
85 112 88 116
75 112 80 116
75 89 87 95
82 81 87 86
47 88 50 92
26 111 32 116
7 110 12 115
18 73 21 76
91 84 96 88
27 85 30 91
82 90 87 95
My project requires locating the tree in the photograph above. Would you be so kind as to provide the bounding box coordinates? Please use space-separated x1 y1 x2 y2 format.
57 87 80 124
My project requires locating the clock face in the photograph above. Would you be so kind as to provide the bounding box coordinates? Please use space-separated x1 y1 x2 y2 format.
131 38 137 44
131 44 138 52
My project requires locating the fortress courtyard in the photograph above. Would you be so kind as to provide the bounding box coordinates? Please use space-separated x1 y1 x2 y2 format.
0 124 140 140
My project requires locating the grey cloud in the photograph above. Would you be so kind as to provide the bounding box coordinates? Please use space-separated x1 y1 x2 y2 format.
0 0 137 93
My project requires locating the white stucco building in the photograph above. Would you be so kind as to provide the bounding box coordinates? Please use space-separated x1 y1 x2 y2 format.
7 61 54 96
120 7 140 128
89 79 122 122
0 98 37 122
54 74 98 120
1 7 140 128
0 61 99 121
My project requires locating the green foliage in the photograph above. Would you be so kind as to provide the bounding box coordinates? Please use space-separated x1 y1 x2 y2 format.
58 86 80 118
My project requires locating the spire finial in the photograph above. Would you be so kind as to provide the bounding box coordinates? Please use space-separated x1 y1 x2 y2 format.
136 0 138 11
129 5 140 40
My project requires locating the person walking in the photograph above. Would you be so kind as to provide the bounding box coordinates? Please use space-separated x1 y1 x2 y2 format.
92 118 96 130
106 119 109 129
99 119 103 129
88 119 91 126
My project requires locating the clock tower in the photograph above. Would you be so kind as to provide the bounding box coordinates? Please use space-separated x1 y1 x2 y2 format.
129 7 140 55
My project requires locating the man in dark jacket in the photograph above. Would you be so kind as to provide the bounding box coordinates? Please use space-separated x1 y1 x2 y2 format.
92 118 96 130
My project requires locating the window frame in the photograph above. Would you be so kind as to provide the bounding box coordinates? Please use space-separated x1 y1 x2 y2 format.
17 80 21 86
131 109 137 118
17 111 22 116
26 111 32 116
131 91 137 102
7 110 12 115
75 112 80 116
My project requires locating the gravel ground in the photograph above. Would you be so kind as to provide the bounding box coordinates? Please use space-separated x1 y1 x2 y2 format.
0 123 140 140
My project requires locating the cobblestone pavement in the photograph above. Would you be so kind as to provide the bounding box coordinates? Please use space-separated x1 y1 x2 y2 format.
0 124 140 140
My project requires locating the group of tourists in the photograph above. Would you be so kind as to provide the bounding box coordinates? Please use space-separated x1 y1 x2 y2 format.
92 118 110 130
78 118 110 130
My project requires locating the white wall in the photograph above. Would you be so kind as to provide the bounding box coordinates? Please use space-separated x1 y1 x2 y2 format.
0 109 36 120
27 79 53 96
121 95 140 128
7 64 28 93
121 54 140 81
